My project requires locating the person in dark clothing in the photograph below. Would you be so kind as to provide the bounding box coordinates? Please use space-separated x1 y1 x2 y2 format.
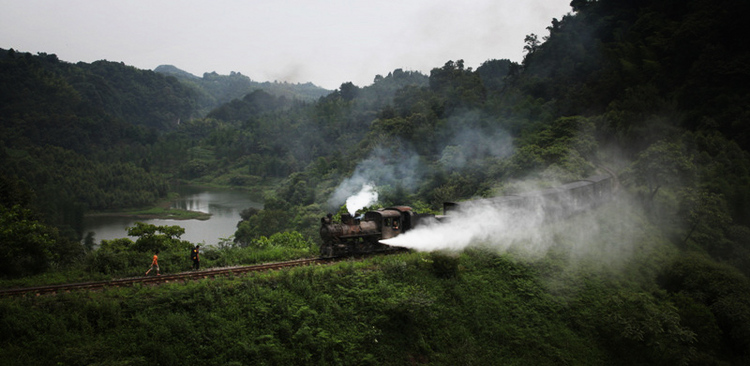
191 245 200 270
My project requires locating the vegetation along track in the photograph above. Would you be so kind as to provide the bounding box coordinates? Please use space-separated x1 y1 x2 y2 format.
0 249 408 297
0 257 330 297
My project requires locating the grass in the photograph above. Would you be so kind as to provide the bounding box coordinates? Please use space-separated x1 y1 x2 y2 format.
1 197 747 364
0 250 650 365
0 239 318 289
85 178 281 221
117 206 211 220
0 240 745 365
87 192 211 220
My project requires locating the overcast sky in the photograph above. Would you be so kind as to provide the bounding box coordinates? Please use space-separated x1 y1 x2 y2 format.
1 0 571 90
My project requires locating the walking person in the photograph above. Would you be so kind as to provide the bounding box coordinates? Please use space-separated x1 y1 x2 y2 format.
191 245 200 270
145 250 160 276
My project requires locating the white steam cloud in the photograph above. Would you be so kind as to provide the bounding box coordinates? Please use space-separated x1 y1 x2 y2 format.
382 190 637 267
328 144 424 210
345 183 378 215
381 199 547 252
328 116 514 213
439 126 514 170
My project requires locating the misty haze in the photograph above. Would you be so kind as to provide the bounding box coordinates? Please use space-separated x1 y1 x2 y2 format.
2 0 750 364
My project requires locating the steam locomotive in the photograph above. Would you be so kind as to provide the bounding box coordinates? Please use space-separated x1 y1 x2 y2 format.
319 174 614 257
318 206 440 257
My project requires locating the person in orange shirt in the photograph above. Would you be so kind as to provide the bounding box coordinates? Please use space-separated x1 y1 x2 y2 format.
145 250 160 276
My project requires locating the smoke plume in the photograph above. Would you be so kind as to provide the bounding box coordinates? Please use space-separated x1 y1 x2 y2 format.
382 189 638 266
327 144 424 211
439 124 514 170
345 183 378 215
381 198 547 252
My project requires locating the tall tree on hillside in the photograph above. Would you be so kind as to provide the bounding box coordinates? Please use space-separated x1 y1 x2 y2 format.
628 140 696 203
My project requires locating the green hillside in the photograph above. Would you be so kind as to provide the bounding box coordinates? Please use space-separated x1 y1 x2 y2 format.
2 0 750 364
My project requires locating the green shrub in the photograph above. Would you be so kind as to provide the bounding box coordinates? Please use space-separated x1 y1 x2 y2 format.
429 251 460 279
252 231 314 250
658 253 750 360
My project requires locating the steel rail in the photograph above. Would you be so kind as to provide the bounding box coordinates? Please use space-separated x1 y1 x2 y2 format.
0 257 331 297
0 249 406 297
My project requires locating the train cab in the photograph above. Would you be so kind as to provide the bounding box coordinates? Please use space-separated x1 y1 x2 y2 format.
364 207 411 240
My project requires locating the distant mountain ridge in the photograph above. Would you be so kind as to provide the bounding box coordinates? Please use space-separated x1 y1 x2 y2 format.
154 64 331 110
153 64 200 80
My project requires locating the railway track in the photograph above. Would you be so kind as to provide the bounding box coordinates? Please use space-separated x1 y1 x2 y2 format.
0 249 408 297
0 257 334 297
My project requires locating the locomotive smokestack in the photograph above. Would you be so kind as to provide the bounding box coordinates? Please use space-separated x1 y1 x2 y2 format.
341 213 355 225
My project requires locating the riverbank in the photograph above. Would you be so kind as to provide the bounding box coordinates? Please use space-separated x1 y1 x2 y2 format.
83 185 263 245
86 206 212 220
86 192 211 220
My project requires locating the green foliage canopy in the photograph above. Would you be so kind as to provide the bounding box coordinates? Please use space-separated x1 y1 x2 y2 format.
126 222 189 253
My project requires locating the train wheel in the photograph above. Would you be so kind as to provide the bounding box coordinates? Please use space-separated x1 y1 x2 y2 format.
320 243 333 257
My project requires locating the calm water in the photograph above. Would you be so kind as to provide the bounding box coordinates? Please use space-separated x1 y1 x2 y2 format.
83 186 263 246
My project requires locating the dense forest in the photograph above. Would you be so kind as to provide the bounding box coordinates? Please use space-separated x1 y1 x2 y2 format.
2 0 750 364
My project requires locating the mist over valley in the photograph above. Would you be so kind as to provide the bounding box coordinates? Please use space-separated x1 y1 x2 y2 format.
2 0 750 364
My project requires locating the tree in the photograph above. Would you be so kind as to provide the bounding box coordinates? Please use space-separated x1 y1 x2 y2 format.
428 59 485 112
523 33 541 55
0 205 55 277
127 222 188 252
83 231 96 252
234 209 288 246
476 59 513 92
570 0 595 12
338 82 360 101
98 238 136 252
678 189 732 250
628 140 695 203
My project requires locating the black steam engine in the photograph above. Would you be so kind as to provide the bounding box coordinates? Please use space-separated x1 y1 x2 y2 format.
319 174 614 257
319 206 438 257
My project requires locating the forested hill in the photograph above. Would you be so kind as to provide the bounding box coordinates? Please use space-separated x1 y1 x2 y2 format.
1 0 749 251
0 49 201 134
3 0 750 363
154 64 331 109
1 0 749 252
520 0 750 151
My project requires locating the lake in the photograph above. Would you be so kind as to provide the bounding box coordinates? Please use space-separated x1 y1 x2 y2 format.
83 186 263 246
